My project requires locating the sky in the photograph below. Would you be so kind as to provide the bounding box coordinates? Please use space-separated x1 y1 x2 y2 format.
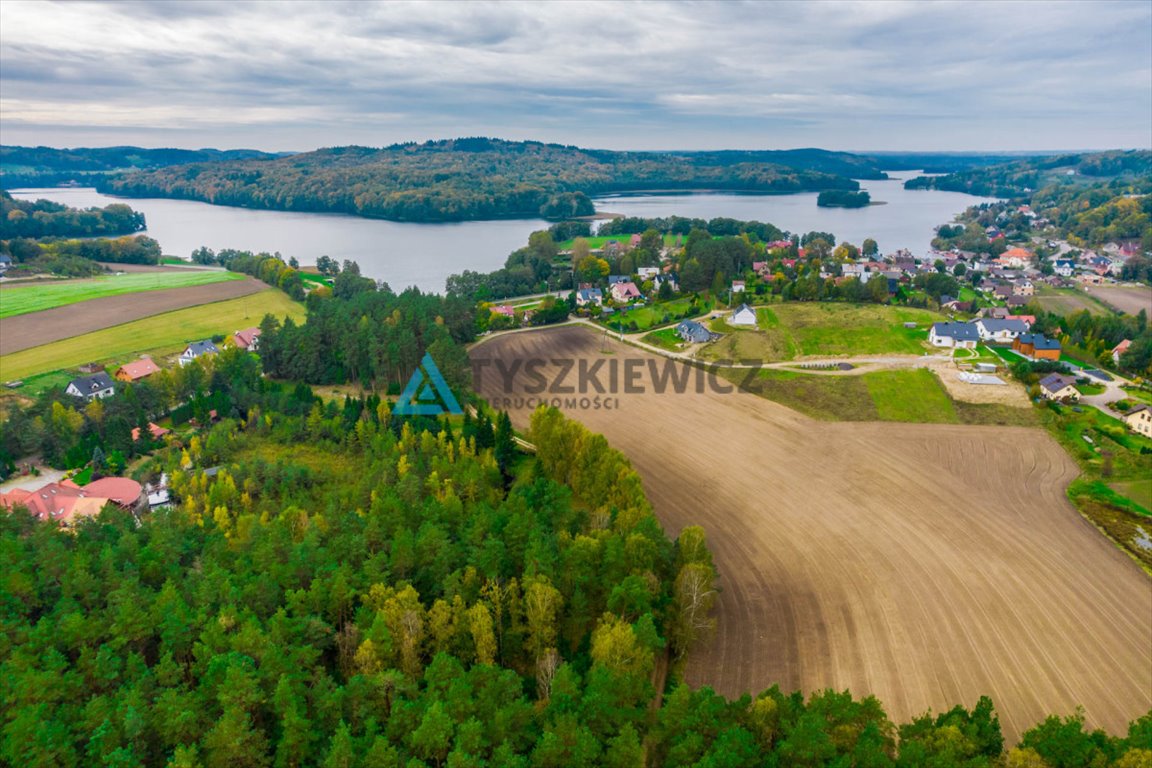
1 0 1150 154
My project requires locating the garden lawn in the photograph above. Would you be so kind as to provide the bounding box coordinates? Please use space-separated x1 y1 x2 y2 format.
0 269 243 318
0 289 304 381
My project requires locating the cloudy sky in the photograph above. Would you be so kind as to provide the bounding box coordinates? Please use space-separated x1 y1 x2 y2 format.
1 0 1149 153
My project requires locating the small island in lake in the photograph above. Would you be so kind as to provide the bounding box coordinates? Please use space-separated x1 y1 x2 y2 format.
817 189 872 208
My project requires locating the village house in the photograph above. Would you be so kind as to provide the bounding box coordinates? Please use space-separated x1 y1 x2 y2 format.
231 327 262 352
115 357 161 383
609 281 642 303
637 266 660 280
652 274 678 293
179 340 219 367
1121 405 1152 437
1038 374 1079 402
575 287 603 307
0 476 144 527
975 318 1029 344
1011 280 1034 297
0 254 12 273
731 280 746 294
490 305 516 318
996 247 1033 268
729 304 757 326
607 275 629 285
929 322 979 349
1053 259 1076 277
1112 339 1132 366
66 372 115 401
132 422 171 442
1013 333 1061 361
676 319 713 344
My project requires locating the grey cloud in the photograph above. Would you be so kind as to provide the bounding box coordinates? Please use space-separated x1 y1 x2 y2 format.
0 0 1147 151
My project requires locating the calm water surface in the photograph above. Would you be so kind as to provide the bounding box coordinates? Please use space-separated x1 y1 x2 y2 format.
12 173 992 292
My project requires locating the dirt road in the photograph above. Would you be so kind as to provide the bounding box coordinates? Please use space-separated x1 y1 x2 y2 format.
472 325 1152 742
0 277 265 355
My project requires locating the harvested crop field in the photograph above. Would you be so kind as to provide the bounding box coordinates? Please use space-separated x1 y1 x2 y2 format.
472 326 1151 742
1085 285 1152 316
0 276 264 355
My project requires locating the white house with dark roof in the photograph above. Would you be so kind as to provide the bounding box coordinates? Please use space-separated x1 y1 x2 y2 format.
1121 405 1152 437
1038 374 1079 402
179 340 220 367
575 287 603 307
929 322 979 349
729 304 757 326
676 320 713 344
66 372 115 401
975 318 1029 343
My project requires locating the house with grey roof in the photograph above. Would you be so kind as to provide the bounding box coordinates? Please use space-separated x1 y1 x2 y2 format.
975 318 1029 343
179 340 220 367
929 322 979 349
729 304 757 326
1038 374 1079 402
66 372 115 401
676 320 714 344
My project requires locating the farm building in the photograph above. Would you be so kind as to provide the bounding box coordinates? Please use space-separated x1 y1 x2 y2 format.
66 372 115 401
676 320 713 344
1013 333 1061 361
1038 374 1079 402
115 357 161 382
179 340 220 367
1121 405 1152 437
730 304 757 326
929 322 979 349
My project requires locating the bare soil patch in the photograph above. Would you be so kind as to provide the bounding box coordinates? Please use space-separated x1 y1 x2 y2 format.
1085 285 1152 316
0 277 265 355
932 364 1032 407
473 326 1151 742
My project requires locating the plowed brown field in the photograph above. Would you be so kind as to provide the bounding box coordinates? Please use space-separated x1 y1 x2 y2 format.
472 326 1152 742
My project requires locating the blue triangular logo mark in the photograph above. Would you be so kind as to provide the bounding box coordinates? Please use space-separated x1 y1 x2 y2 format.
395 353 463 416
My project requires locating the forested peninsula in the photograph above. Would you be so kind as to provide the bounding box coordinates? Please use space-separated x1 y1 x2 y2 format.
85 139 880 223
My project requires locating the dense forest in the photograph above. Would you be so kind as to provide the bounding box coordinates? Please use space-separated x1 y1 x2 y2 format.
4 354 1151 766
0 145 282 189
904 150 1152 198
90 138 873 223
0 190 146 239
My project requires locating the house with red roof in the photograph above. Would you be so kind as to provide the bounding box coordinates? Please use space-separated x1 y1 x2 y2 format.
232 327 262 352
0 476 144 527
609 281 642 302
1112 339 1132 366
115 357 161 383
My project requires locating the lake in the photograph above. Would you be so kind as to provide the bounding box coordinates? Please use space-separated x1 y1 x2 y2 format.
591 173 997 254
9 187 547 294
11 174 992 292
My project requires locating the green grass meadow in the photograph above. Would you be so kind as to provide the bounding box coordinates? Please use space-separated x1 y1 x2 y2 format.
0 270 243 318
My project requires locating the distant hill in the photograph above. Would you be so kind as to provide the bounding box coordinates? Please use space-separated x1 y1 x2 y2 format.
83 138 889 223
0 138 1089 224
904 150 1152 197
0 145 285 188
